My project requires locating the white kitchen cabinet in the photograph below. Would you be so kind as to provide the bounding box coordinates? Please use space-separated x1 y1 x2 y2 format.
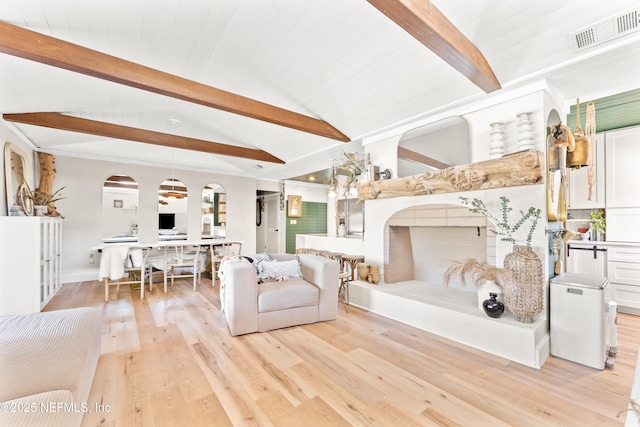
0 217 62 315
608 244 640 315
569 133 605 209
605 126 640 208
565 242 607 276
607 208 640 243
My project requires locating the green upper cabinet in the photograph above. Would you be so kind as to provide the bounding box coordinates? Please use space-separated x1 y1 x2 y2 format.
567 88 640 133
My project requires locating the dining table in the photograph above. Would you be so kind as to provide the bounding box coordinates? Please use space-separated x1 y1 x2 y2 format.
94 239 244 283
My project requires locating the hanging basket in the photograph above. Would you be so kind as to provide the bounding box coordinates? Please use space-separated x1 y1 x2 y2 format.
566 134 591 168
503 245 544 323
566 100 591 169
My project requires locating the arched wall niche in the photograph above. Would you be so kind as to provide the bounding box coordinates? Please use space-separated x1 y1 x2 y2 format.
158 178 188 240
397 116 470 178
102 174 139 242
201 182 226 238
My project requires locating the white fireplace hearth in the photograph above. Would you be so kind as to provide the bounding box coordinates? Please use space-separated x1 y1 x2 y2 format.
357 185 549 368
348 279 549 368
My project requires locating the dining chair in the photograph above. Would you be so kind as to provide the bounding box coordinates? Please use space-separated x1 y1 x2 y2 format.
163 244 204 292
211 241 243 284
102 245 152 302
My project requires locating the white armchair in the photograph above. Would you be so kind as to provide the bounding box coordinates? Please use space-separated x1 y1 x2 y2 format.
219 253 339 336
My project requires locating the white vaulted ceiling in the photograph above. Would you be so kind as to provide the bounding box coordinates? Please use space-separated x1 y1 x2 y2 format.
0 0 639 180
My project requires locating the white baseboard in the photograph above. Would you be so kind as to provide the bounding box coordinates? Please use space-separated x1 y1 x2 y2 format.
63 268 99 284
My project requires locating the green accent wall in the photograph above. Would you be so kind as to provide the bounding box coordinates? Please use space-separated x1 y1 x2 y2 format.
567 88 640 133
285 201 327 253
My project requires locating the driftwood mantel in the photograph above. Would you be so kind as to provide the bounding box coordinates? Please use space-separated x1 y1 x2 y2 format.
357 150 544 201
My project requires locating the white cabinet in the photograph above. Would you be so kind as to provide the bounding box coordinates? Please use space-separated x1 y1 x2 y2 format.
0 217 62 314
607 208 640 243
565 242 607 276
569 133 605 209
605 126 640 208
608 244 640 315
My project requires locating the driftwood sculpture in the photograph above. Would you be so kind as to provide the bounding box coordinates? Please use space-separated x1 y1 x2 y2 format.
37 152 61 217
357 150 544 201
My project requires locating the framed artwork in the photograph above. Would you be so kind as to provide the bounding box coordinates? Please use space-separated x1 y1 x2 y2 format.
287 195 302 217
113 199 123 208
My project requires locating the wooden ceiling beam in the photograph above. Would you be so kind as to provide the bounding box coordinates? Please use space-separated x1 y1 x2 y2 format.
3 112 285 164
397 146 450 169
367 0 501 93
0 22 349 142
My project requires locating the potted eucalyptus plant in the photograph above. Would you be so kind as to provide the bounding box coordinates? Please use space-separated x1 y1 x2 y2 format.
458 196 544 323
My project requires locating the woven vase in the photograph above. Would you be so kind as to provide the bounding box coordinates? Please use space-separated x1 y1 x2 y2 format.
503 245 543 323
357 263 369 281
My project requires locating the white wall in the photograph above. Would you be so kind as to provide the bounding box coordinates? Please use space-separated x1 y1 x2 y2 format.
284 180 328 203
52 155 257 283
102 187 138 237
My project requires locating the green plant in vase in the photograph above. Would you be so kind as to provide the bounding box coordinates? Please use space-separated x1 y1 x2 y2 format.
590 210 606 240
29 187 66 206
459 196 541 246
338 151 365 197
26 185 66 217
459 196 544 322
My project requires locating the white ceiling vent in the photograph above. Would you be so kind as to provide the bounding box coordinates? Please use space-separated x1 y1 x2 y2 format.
571 8 640 50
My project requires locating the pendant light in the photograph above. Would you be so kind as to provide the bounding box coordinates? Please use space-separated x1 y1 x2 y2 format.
327 165 337 197
160 150 186 199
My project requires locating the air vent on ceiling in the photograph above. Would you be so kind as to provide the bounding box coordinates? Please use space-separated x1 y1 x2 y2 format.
571 8 640 50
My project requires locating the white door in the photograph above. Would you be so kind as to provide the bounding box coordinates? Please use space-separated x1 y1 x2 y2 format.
256 194 280 253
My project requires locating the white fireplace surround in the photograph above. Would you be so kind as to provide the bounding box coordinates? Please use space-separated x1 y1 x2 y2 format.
385 204 492 288
350 185 550 368
363 186 549 284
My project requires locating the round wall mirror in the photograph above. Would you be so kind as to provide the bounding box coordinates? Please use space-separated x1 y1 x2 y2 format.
202 183 226 238
158 178 188 240
102 174 139 242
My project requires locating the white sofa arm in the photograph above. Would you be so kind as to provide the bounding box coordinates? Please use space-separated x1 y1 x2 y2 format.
220 260 259 336
299 254 340 321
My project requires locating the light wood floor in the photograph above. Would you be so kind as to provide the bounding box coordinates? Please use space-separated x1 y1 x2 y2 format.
44 277 640 426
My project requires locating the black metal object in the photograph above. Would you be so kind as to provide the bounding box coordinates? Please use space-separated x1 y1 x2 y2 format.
567 244 607 259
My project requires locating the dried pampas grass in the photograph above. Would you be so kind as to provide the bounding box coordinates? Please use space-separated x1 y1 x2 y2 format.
443 258 508 287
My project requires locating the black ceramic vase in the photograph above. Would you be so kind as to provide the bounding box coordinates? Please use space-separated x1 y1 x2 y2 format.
482 293 505 318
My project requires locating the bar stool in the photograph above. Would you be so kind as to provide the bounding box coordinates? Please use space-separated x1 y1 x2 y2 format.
341 254 365 281
317 251 352 311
